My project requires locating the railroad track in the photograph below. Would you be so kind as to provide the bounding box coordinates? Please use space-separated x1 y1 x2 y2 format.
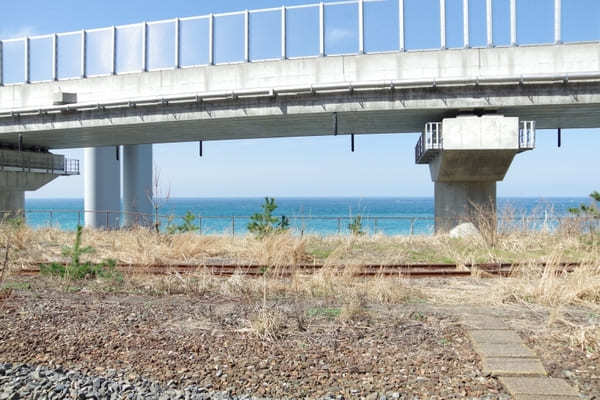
15 262 580 278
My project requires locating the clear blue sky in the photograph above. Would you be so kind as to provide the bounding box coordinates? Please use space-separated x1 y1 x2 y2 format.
1 0 599 198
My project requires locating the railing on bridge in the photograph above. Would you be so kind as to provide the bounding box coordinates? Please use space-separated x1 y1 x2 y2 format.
415 122 443 164
0 154 79 175
0 0 583 86
519 120 536 150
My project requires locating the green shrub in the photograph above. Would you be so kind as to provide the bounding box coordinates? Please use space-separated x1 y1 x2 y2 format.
348 215 365 236
247 197 289 237
40 225 120 281
166 211 199 234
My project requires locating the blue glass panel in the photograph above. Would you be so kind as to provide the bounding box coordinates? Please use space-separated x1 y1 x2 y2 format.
250 10 281 61
86 29 113 76
29 37 52 82
214 13 244 64
364 0 399 52
148 21 176 70
57 33 81 79
116 25 142 73
286 6 319 58
405 0 440 50
517 0 553 44
2 40 25 84
324 2 358 55
180 18 210 66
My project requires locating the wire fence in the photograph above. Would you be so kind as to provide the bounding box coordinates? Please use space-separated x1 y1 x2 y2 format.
1 209 598 237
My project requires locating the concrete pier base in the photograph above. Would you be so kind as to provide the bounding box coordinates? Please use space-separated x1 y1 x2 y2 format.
0 190 25 221
122 144 153 228
434 181 496 233
416 115 534 234
84 147 121 229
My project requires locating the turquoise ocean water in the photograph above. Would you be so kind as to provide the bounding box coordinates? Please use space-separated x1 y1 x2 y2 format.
23 197 589 235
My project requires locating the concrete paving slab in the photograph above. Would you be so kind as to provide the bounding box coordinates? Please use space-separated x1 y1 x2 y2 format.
482 357 547 376
469 329 523 344
473 342 537 358
462 317 510 330
499 377 579 399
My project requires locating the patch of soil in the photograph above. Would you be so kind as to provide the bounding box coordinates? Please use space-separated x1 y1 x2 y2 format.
0 287 506 399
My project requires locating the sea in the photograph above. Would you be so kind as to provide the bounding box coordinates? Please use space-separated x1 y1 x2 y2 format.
22 197 590 236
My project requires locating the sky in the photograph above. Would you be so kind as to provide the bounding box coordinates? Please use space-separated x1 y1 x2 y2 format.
1 0 599 198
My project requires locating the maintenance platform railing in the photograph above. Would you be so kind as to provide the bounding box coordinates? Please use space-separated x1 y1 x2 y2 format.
415 122 443 164
519 120 536 150
0 156 79 175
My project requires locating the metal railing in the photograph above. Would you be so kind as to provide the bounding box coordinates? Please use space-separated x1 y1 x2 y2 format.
62 159 80 175
415 122 442 163
0 154 79 175
519 120 536 149
0 0 575 87
2 208 596 237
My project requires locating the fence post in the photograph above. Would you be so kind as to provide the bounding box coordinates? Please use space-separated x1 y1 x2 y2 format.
410 218 415 235
337 217 341 234
106 211 109 228
232 216 235 237
198 216 202 235
77 211 81 227
49 211 53 227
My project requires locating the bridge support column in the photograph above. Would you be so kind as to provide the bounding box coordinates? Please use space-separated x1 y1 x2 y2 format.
122 144 153 228
84 147 121 229
0 190 25 221
415 115 535 233
434 181 497 232
0 149 76 222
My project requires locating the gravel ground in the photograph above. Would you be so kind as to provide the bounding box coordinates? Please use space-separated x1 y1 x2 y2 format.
0 362 267 400
0 283 509 399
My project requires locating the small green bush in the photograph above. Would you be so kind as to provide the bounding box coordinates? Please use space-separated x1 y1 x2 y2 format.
166 211 199 234
40 225 120 281
348 215 365 236
247 197 289 237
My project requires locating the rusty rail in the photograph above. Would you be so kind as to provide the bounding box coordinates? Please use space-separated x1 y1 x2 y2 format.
15 261 581 279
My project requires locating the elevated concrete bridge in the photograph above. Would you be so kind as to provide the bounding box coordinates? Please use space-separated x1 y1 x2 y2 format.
0 0 597 231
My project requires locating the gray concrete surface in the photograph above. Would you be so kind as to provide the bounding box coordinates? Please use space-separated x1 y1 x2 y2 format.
83 147 121 229
0 43 600 149
122 144 153 228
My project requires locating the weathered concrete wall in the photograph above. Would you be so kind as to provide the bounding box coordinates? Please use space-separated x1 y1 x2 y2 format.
0 149 64 171
441 116 519 150
0 43 599 149
0 171 58 191
0 190 25 220
435 182 496 233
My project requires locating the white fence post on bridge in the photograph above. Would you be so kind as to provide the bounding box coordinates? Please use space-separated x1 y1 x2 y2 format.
52 34 57 81
555 0 562 43
141 22 147 72
398 0 405 51
463 0 469 48
358 0 364 54
440 0 446 49
24 37 30 84
208 13 214 65
80 29 86 78
111 26 117 75
244 10 249 62
281 6 286 59
510 0 517 46
174 18 180 68
486 0 493 47
0 41 3 87
319 2 325 56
